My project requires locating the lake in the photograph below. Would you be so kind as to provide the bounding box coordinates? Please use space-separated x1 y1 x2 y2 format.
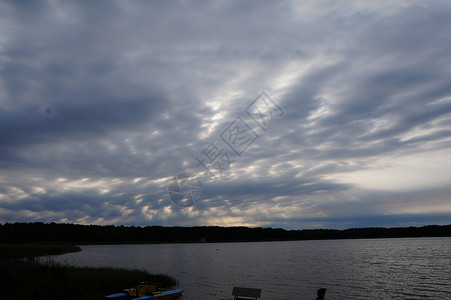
54 237 451 299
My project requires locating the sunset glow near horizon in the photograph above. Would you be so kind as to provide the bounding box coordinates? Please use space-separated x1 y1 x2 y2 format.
1 1 451 229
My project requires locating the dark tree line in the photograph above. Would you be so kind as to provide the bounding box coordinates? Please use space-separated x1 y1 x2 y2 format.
0 222 450 244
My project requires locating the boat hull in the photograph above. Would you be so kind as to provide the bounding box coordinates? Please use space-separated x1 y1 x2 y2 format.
105 292 129 298
133 289 183 300
106 289 183 300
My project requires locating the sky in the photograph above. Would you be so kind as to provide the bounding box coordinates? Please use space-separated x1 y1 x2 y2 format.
1 0 451 229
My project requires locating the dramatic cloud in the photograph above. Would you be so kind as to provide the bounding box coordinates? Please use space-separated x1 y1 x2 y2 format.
1 0 451 229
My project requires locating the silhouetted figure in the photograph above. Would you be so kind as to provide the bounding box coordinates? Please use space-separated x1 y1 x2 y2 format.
315 288 326 300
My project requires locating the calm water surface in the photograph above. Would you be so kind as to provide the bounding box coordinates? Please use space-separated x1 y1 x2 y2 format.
55 237 451 299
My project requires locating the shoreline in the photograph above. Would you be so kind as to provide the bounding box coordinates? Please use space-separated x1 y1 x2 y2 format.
2 223 450 245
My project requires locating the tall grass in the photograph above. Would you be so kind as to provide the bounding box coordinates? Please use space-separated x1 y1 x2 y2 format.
0 244 177 300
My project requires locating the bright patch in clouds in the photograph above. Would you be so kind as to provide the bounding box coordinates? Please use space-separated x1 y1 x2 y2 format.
325 149 451 192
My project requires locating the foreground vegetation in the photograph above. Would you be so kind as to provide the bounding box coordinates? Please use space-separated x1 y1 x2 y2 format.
0 244 177 300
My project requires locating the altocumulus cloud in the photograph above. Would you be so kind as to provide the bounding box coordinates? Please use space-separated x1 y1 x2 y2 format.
1 0 451 229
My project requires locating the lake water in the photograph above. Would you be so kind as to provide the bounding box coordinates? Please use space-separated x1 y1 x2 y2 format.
54 237 451 299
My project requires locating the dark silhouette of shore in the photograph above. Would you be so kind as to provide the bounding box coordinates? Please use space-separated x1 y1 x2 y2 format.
1 222 450 244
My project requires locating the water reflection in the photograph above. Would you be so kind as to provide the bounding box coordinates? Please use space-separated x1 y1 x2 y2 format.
55 238 451 299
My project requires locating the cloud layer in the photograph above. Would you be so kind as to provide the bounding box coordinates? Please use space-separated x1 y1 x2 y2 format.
1 0 451 229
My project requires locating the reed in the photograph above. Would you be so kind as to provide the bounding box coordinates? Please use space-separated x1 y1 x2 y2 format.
0 244 177 300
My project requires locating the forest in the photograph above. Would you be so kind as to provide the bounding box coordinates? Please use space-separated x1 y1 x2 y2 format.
1 222 450 243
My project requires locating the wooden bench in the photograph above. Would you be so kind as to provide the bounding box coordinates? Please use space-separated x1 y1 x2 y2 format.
232 287 262 300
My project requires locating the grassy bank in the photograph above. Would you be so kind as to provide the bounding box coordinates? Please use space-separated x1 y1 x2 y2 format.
0 243 81 259
0 244 177 300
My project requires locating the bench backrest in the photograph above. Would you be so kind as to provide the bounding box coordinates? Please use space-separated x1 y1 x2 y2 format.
232 287 262 300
